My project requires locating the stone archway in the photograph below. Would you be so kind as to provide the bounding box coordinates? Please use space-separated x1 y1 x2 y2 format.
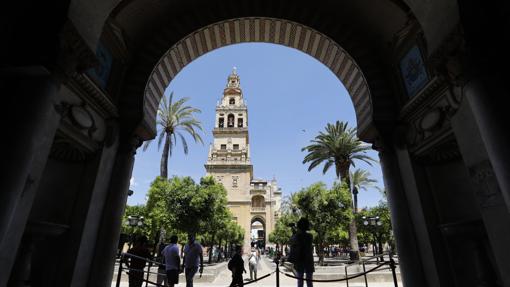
141 18 374 141
10 0 510 286
251 215 266 249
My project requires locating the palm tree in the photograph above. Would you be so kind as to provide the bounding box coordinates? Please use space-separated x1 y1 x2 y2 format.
375 186 388 201
350 169 377 213
302 120 374 259
143 92 204 178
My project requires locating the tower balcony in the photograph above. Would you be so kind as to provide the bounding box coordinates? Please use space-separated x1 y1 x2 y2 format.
251 206 266 213
250 183 267 195
250 189 266 196
213 127 248 135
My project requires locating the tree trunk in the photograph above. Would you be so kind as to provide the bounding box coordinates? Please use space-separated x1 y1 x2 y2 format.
208 233 215 264
353 187 359 213
349 219 359 256
337 163 359 260
160 133 171 178
317 242 324 266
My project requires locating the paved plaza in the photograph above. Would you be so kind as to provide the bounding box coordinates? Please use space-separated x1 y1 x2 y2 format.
111 256 402 287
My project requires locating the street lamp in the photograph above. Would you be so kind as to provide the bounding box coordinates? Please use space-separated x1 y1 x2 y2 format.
362 216 383 261
126 215 144 247
127 215 145 227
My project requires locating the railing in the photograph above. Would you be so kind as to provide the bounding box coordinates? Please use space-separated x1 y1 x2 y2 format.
205 159 251 165
251 207 266 212
116 251 400 287
342 252 399 287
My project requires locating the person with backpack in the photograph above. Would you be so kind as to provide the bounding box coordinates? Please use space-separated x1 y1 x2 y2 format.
228 245 246 287
288 218 315 287
248 248 258 280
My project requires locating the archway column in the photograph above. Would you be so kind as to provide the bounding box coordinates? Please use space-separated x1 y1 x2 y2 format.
462 80 510 211
0 67 62 287
67 133 121 286
451 88 510 286
87 136 141 286
378 142 428 287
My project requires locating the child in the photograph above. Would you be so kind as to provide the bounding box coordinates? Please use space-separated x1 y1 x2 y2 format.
228 245 246 287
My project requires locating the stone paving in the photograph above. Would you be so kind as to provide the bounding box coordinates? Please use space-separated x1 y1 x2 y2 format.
112 255 403 287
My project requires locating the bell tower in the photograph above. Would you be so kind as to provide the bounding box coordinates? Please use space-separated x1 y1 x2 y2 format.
205 68 281 252
205 68 253 200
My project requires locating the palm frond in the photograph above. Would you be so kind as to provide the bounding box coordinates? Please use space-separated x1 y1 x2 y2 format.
177 132 189 154
142 140 152 151
302 121 375 181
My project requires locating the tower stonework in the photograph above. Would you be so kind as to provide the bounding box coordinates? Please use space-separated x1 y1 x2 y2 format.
205 69 281 252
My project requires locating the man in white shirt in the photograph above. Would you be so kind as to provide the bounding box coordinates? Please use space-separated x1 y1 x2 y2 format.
182 234 204 287
162 235 181 287
248 248 258 280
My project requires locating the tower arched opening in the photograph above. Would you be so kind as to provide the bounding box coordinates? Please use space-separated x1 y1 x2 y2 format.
251 216 266 250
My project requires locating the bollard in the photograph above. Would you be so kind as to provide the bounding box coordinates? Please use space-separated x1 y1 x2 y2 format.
389 252 398 287
116 255 123 287
275 260 280 287
362 261 368 287
345 265 349 287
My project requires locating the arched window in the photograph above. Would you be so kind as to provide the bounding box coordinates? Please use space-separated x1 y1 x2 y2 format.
237 118 243 127
227 114 235 127
251 195 265 208
229 98 235 105
218 117 224 128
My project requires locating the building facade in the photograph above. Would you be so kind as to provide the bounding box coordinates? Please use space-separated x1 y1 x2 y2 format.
204 69 282 251
3 1 510 286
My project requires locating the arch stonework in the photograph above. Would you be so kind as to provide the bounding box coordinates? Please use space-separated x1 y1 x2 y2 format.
142 18 373 141
7 1 510 287
251 215 266 226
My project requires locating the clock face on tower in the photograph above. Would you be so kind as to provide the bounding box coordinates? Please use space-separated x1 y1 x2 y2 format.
400 45 428 98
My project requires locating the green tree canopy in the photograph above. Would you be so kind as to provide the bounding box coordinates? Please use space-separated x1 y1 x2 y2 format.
356 202 393 254
290 181 352 264
268 212 298 247
301 121 375 258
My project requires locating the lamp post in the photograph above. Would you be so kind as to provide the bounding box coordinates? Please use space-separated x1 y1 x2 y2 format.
126 215 144 246
127 215 144 227
363 216 383 262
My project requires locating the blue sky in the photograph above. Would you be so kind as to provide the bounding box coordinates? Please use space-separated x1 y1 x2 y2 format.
128 43 385 208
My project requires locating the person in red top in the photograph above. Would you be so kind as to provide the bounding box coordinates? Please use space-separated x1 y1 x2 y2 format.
126 235 151 287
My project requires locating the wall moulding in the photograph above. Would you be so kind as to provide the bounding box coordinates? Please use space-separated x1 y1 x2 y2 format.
67 72 119 119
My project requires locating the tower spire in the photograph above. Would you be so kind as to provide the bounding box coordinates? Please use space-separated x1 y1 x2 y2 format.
226 67 240 89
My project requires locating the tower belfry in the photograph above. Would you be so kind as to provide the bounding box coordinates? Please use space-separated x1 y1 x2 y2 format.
205 68 252 193
205 69 281 252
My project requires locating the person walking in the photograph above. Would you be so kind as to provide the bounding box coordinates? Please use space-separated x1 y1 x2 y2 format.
156 243 168 286
228 245 246 287
182 234 204 287
248 248 258 280
288 218 315 287
162 235 181 287
126 235 151 287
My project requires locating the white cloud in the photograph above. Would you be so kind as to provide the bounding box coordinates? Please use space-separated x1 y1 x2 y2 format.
130 177 138 188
